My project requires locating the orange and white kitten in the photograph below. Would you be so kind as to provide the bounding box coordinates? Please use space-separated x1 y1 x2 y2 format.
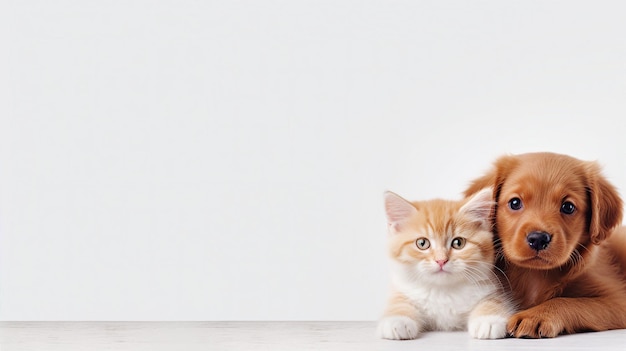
378 188 514 340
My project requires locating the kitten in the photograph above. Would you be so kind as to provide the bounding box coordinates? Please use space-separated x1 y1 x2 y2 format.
377 188 514 340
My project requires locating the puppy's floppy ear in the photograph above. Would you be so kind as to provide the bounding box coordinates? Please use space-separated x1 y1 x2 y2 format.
464 154 519 202
586 162 623 244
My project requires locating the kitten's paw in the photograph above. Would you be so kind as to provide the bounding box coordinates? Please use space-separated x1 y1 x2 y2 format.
468 314 508 339
377 315 420 340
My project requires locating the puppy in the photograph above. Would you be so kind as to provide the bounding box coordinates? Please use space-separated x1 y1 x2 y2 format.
464 152 626 338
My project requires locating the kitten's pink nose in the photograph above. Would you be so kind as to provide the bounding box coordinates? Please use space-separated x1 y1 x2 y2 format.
436 259 448 268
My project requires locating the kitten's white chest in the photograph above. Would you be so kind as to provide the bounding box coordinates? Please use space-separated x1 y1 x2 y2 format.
396 279 493 331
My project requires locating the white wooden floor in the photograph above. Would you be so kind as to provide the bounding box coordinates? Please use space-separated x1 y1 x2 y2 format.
0 322 625 351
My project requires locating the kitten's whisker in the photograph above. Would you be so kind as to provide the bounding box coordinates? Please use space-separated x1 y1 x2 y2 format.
567 247 584 269
461 263 496 288
576 243 591 255
462 260 511 292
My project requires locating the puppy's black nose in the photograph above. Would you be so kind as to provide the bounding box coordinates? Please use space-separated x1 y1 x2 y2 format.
527 231 551 251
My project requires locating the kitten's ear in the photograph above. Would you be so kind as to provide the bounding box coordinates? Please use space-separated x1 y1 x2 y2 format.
384 191 417 233
459 187 494 228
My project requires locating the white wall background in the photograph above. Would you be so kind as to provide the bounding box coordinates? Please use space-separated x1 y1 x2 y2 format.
1 0 626 321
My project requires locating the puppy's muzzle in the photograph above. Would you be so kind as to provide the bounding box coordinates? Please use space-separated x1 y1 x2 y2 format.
526 231 552 251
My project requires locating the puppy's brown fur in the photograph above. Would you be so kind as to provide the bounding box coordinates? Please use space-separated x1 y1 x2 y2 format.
465 152 626 338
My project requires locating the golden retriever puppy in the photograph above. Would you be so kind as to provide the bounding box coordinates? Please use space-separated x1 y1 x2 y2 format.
464 152 626 338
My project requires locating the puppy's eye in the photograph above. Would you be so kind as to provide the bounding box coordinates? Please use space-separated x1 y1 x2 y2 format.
508 197 523 211
416 238 430 250
451 237 466 250
561 201 576 215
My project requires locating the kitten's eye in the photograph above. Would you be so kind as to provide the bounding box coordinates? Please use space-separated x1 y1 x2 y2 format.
415 238 430 250
451 237 466 250
561 201 576 215
508 197 523 211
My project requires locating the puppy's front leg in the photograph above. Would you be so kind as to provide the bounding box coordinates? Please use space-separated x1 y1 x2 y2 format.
508 296 626 338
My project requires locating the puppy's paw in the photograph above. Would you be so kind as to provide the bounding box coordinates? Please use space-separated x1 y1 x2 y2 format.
377 315 420 340
468 314 508 339
508 310 563 338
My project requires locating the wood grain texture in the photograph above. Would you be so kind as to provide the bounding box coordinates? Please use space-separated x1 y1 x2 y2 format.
0 322 624 351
